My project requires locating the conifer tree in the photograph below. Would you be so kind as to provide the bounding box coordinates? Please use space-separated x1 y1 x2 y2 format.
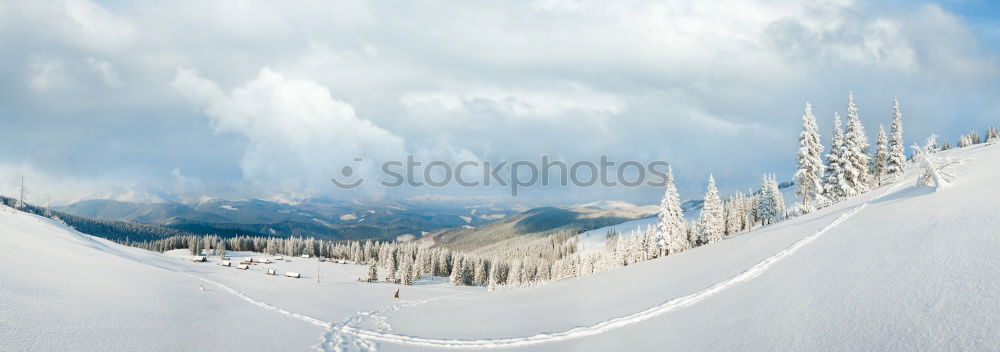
473 258 487 284
367 262 378 282
823 112 851 201
449 256 464 285
757 175 776 225
741 191 756 232
723 193 743 237
769 175 785 221
794 102 825 212
487 259 501 290
886 97 906 179
399 255 413 285
873 124 890 186
508 261 522 287
698 174 724 245
656 166 687 254
971 130 983 144
214 239 226 257
842 91 872 195
958 134 972 148
686 222 699 249
386 249 398 282
986 126 1000 143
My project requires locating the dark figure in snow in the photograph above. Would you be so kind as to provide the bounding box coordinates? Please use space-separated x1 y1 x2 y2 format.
394 289 400 299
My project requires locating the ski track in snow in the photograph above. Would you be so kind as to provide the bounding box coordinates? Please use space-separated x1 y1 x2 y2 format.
195 277 332 329
335 183 906 350
71 218 455 352
63 180 905 351
320 293 467 352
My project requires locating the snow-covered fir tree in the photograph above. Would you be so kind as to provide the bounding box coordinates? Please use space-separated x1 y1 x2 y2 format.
758 174 786 224
486 259 501 290
641 225 658 260
987 126 1000 143
507 261 522 287
188 236 202 255
794 102 825 212
413 250 427 277
697 174 724 245
214 239 226 257
886 97 906 179
656 165 687 255
823 112 851 201
971 130 983 144
958 134 973 148
685 222 699 252
769 175 785 221
448 256 464 285
473 258 487 284
842 91 872 195
457 256 476 285
399 254 413 285
386 248 398 282
873 124 890 186
723 192 745 236
740 191 757 232
367 262 378 282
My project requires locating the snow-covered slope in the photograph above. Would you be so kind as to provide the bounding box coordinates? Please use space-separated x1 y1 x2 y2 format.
368 144 1000 351
3 144 999 351
576 184 798 254
0 206 475 351
0 208 319 350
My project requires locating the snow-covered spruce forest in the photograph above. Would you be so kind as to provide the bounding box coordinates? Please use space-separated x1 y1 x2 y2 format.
88 92 998 290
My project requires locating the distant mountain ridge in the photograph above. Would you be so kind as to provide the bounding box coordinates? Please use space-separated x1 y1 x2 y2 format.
54 197 516 241
427 200 659 253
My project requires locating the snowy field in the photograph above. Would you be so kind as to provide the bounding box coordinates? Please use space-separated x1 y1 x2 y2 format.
3 144 1000 351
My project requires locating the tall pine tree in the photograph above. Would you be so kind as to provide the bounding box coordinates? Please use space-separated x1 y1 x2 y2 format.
794 102 825 212
886 97 906 179
698 174 724 245
769 175 785 221
873 124 890 186
724 193 745 237
656 166 687 254
842 91 872 195
823 112 851 201
757 174 784 225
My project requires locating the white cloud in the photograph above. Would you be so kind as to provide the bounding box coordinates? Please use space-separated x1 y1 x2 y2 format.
168 168 204 202
172 67 406 198
86 57 122 87
400 85 625 119
764 3 918 71
27 59 67 91
0 164 173 205
3 0 999 204
63 0 135 50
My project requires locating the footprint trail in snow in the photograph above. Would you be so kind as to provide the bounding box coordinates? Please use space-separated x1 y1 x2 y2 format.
330 183 905 349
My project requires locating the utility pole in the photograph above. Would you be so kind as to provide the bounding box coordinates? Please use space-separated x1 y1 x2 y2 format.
16 174 25 209
317 257 321 284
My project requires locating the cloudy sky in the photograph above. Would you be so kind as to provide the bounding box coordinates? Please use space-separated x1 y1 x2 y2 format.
1 0 998 207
